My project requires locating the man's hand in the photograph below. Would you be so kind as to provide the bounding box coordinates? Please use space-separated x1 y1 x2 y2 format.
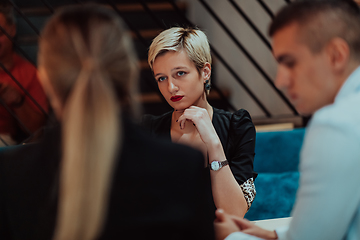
0 82 46 137
0 83 24 107
214 209 278 240
214 209 242 240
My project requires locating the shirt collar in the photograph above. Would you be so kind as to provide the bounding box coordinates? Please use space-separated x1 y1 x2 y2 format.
335 65 360 102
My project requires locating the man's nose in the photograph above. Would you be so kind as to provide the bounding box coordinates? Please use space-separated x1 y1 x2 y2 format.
275 66 290 90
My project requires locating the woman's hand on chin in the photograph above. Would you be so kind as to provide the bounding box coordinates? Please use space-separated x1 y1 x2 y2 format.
177 106 219 146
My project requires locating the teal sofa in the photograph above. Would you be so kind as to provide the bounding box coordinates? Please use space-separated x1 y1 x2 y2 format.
245 128 305 221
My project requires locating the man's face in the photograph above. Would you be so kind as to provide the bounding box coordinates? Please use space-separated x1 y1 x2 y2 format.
272 23 339 115
0 13 15 61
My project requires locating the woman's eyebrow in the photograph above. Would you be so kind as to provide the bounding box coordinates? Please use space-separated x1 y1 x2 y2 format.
171 66 188 71
154 66 188 77
154 72 164 78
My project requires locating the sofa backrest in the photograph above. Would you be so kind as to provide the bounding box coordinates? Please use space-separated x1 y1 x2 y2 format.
245 128 305 221
254 128 305 173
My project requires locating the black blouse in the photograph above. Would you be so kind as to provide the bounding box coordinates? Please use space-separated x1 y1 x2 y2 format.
142 108 257 208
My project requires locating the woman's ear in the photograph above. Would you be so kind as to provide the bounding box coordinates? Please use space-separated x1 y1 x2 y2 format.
326 37 350 73
202 62 211 80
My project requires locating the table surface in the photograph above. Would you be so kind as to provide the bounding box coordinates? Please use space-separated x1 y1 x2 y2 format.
253 217 292 231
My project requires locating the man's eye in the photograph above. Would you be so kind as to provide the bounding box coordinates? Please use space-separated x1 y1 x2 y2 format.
157 76 166 82
177 71 186 76
284 61 295 68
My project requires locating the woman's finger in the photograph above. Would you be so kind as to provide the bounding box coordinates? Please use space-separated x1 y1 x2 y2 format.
180 118 187 129
176 110 195 129
177 108 209 124
215 209 226 222
176 114 190 130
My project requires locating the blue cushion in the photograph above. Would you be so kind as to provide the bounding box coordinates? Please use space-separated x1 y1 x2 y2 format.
254 128 305 173
245 171 299 221
246 128 305 221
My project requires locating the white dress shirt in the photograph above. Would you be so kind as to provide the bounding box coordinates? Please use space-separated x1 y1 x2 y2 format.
226 66 360 240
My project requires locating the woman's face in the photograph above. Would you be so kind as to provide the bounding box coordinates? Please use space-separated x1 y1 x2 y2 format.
152 50 211 110
37 65 63 120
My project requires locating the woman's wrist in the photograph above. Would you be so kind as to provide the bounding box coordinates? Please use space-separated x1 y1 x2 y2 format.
207 139 226 163
206 137 222 151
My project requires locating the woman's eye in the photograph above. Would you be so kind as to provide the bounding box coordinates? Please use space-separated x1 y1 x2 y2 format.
157 76 166 82
177 71 186 77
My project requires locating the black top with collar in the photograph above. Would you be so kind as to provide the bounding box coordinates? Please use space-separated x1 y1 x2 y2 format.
142 108 257 185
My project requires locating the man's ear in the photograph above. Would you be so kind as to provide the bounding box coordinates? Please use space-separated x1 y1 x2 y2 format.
202 62 211 80
326 37 350 73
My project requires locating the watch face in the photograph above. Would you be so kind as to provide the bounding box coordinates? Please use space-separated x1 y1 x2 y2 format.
211 161 220 171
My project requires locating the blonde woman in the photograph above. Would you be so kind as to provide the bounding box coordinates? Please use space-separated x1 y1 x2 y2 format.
0 5 214 240
143 27 257 217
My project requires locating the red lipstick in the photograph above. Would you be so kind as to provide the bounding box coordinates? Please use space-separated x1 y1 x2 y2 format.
170 95 184 102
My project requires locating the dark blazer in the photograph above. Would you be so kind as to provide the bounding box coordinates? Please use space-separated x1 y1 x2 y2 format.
0 118 214 240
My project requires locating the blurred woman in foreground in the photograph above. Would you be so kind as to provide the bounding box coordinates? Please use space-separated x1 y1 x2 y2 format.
0 5 214 240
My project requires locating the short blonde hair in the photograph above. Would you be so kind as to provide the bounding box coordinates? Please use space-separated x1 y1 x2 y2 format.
148 27 212 73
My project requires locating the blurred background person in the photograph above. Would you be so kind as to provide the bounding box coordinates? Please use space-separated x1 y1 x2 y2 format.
143 27 257 217
0 1 48 145
214 0 360 239
0 4 214 240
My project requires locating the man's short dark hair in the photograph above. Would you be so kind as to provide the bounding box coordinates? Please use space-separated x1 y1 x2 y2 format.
269 0 360 61
0 1 15 25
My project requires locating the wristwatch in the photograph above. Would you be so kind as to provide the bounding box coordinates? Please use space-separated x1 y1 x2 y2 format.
209 160 229 171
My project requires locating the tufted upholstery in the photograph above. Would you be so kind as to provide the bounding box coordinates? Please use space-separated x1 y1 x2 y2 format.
245 128 305 221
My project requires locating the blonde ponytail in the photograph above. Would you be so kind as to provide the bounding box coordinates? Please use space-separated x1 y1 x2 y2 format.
39 6 138 239
53 60 120 240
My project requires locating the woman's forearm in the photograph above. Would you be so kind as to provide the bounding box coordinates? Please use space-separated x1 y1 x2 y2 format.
208 141 248 217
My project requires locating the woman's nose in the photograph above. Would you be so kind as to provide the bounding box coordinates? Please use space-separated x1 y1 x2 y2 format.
168 79 179 93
